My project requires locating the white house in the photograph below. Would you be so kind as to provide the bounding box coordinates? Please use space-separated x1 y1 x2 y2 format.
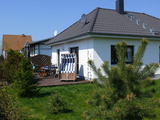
47 0 160 81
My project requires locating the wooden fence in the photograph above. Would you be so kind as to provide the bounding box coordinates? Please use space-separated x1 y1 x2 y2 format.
30 55 51 67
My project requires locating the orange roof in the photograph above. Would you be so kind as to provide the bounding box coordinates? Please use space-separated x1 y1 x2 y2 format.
2 34 32 51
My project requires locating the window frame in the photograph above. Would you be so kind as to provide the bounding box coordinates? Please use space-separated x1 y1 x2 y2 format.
111 45 134 65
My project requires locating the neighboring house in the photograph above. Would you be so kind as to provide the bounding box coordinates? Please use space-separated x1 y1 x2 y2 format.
2 34 32 57
47 0 160 81
30 37 53 57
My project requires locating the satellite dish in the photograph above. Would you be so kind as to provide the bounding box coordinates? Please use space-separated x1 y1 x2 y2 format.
54 30 58 36
80 14 87 24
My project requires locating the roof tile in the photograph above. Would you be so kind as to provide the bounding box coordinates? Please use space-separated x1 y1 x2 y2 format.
48 8 160 44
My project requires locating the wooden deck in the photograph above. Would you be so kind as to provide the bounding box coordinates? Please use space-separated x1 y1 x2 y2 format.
38 77 91 87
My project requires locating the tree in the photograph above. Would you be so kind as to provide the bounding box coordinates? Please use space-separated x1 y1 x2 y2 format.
2 49 38 97
14 58 38 97
3 50 24 83
84 39 160 120
0 55 4 81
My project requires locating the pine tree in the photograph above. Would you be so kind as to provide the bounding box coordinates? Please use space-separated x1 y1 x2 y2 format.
3 49 38 97
14 58 38 97
84 39 160 120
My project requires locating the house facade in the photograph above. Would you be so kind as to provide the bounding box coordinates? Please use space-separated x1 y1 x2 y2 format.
48 0 160 80
2 34 32 58
30 37 53 57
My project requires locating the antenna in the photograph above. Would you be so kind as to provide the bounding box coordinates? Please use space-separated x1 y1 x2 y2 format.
54 30 58 36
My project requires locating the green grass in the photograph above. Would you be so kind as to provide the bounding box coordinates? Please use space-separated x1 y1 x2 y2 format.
19 83 95 120
18 80 160 120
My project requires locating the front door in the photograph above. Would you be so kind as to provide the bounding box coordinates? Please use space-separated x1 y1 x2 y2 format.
70 47 79 73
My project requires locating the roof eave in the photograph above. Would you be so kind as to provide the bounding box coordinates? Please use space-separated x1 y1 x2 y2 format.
30 37 54 45
47 32 160 46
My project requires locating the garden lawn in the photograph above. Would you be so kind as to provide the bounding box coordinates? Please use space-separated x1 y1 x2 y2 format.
19 83 95 120
19 80 160 120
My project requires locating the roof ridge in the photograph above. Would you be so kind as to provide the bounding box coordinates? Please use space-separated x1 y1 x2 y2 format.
97 8 160 20
3 34 31 36
141 13 160 20
89 7 100 32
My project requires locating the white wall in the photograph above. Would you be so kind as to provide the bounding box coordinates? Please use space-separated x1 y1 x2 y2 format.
51 39 94 81
93 38 160 76
93 38 160 65
51 37 160 81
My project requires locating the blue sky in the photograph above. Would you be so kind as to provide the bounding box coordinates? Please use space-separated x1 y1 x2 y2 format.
0 0 160 46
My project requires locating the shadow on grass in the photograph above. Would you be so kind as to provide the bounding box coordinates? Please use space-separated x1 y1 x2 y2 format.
34 91 53 98
52 109 73 115
63 108 73 114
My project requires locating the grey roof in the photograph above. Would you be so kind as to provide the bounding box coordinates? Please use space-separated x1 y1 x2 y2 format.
30 37 54 45
47 7 160 44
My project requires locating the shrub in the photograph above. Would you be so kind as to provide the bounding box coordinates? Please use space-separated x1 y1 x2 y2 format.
0 82 26 120
14 58 39 97
3 50 24 83
0 55 4 82
47 92 68 114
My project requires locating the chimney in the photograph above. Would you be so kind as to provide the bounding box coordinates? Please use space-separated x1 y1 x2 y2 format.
116 0 125 14
22 34 26 37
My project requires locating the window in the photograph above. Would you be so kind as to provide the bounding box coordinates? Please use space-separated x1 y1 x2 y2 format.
111 45 134 64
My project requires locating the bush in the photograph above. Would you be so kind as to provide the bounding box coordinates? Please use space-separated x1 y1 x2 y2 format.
2 50 38 97
47 92 68 114
0 82 26 120
3 50 24 83
0 55 4 82
14 58 39 97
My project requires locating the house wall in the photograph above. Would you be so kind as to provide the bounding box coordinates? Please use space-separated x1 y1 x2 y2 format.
51 39 94 81
51 37 160 81
93 38 160 75
30 44 52 56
